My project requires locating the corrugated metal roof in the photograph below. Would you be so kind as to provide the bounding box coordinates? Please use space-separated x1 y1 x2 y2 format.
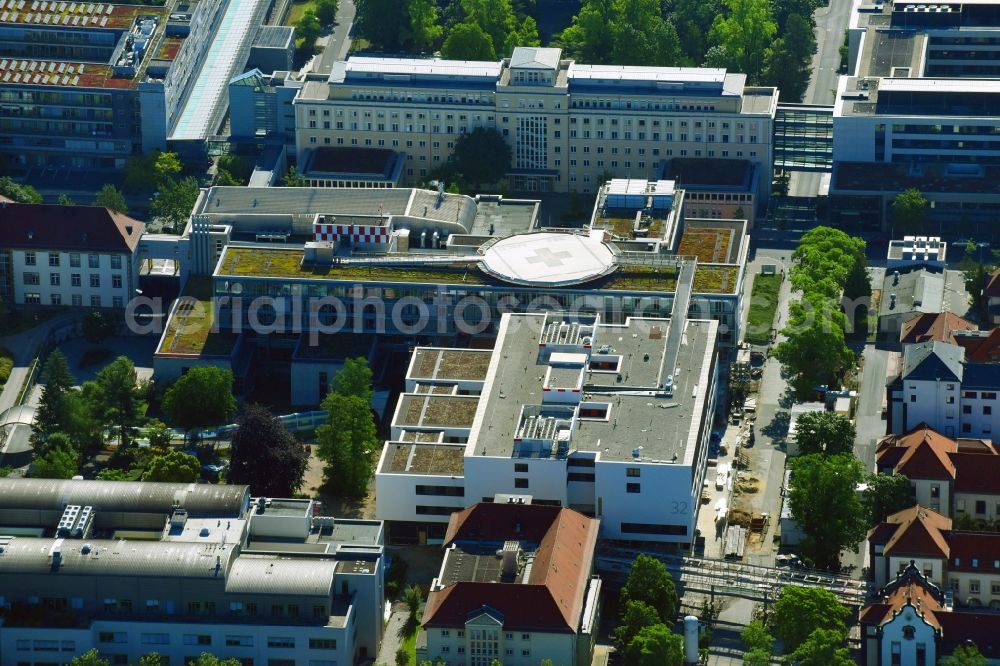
225 557 338 596
344 56 501 79
0 537 236 579
0 478 249 517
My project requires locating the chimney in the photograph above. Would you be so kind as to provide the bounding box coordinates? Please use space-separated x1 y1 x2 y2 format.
501 541 520 582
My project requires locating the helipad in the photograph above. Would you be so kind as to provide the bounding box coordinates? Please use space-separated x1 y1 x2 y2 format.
480 232 617 286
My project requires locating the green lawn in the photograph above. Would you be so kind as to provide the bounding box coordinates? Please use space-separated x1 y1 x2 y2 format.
745 273 782 345
0 346 12 386
401 626 422 665
285 0 317 25
0 307 64 338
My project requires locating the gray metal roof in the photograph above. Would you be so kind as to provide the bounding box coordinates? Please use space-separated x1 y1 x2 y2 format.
0 479 250 517
902 340 964 382
254 25 294 49
225 557 338 596
0 537 236 579
880 269 944 317
510 47 561 70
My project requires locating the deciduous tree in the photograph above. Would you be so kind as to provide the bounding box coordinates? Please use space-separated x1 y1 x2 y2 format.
83 309 118 344
451 127 511 187
790 226 867 300
88 356 143 449
161 366 237 441
709 0 776 82
69 650 111 666
316 392 378 497
315 0 338 25
558 0 681 67
31 435 78 479
281 166 307 187
613 600 661 653
788 628 853 666
788 453 867 569
406 0 442 51
792 411 855 457
57 193 76 205
762 13 815 101
891 188 930 236
863 473 915 526
940 643 988 666
354 0 409 51
771 586 850 652
144 450 201 482
623 624 683 666
775 294 855 397
151 176 200 230
153 151 182 185
620 554 678 624
441 21 496 60
0 176 43 203
228 403 308 496
93 184 128 213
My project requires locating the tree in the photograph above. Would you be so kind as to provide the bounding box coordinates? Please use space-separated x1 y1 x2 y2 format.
31 435 78 479
504 15 540 54
762 13 815 101
792 411 855 457
331 356 374 401
153 151 182 185
0 176 43 203
863 473 915 526
771 586 850 653
790 226 867 300
891 188 930 236
144 450 201 482
316 391 378 497
788 453 867 569
83 309 118 344
788 628 853 666
620 554 678 624
32 350 76 446
741 620 774 655
57 193 76 205
441 21 496 60
161 366 237 441
295 9 322 49
69 650 111 666
843 249 872 303
281 166 307 187
354 0 409 51
146 419 172 453
315 0 338 25
709 0 776 82
396 647 410 666
187 655 242 666
774 294 855 397
138 654 169 666
92 184 127 213
613 600 661 652
96 468 129 481
461 0 516 58
228 403 308 497
450 127 511 187
557 0 681 67
940 643 988 666
743 650 771 666
151 176 200 230
406 0 443 51
623 624 683 666
123 152 159 192
89 356 142 449
403 584 423 625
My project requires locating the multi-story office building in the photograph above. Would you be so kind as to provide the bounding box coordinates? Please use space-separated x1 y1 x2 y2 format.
830 0 1000 227
293 47 778 200
0 0 272 173
152 185 746 402
0 202 144 308
419 502 602 666
375 310 719 548
0 478 385 666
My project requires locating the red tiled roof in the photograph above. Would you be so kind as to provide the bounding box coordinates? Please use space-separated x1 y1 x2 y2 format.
951 452 1000 494
956 328 1000 363
881 505 952 559
0 203 144 253
425 504 600 633
877 424 958 479
900 312 977 345
860 581 943 629
946 532 1000 573
938 612 1000 656
985 266 1000 298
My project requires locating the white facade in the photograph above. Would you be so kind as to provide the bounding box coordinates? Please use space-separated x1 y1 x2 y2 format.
7 247 140 308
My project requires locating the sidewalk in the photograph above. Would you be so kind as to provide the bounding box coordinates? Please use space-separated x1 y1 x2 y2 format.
0 311 85 416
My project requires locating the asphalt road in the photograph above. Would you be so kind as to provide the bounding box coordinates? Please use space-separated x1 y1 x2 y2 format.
313 0 356 75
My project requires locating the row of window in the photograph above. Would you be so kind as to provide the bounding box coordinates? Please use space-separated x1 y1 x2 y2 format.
18 659 338 666
23 272 122 288
23 293 120 307
23 252 119 269
97 633 336 650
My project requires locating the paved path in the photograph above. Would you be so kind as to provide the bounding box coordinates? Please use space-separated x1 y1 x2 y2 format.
312 0 355 75
0 312 85 416
374 604 409 666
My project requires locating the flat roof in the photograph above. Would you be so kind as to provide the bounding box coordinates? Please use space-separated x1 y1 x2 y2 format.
471 315 718 462
678 220 745 264
156 276 237 357
468 199 538 237
439 544 512 585
340 56 502 81
381 442 465 475
880 77 1000 93
568 63 726 85
410 348 492 382
305 146 398 177
396 394 481 429
661 158 756 189
480 232 617 287
0 2 152 30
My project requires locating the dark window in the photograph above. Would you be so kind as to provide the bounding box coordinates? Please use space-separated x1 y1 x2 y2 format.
310 638 337 649
415 505 463 516
415 485 464 497
626 467 641 477
515 463 528 473
568 458 595 468
627 483 641 493
964 405 972 414
977 500 987 514
621 522 687 536
568 472 595 482
985 406 993 415
514 478 529 489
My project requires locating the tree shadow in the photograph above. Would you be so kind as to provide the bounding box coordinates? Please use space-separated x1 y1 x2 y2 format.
761 411 790 442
